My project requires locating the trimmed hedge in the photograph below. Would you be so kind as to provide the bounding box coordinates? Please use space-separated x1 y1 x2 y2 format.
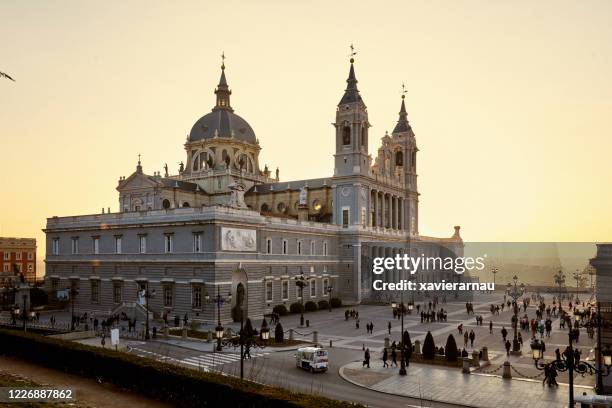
330 298 342 308
0 328 357 408
304 301 318 312
317 300 329 310
289 302 304 314
272 305 288 316
422 331 436 360
445 334 459 362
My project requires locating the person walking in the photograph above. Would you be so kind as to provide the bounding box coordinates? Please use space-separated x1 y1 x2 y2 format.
382 348 389 368
489 320 493 334
505 339 511 356
464 331 469 348
501 326 508 342
363 348 371 368
388 321 392 335
391 347 398 367
356 319 360 329
469 330 476 348
458 323 463 334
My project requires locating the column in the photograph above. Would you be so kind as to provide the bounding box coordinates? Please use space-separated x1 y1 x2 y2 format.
380 192 385 230
398 198 403 230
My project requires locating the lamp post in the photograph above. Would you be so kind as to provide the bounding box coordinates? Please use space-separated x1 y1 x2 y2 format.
205 286 232 352
294 273 308 326
491 266 498 288
326 285 333 312
22 294 27 332
392 291 412 376
531 322 612 407
141 287 156 340
554 270 566 301
506 275 525 353
69 286 79 331
572 269 582 290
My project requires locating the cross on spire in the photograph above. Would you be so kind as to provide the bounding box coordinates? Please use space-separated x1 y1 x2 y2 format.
349 44 357 63
138 153 141 164
221 51 226 69
401 83 407 99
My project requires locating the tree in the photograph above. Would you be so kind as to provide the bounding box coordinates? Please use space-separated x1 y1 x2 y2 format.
275 322 284 343
445 334 459 361
243 318 254 338
422 331 436 360
272 304 288 316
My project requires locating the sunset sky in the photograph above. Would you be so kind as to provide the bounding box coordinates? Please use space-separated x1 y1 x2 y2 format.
1 1 611 274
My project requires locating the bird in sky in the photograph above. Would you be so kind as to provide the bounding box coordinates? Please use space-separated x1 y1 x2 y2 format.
1 71 16 81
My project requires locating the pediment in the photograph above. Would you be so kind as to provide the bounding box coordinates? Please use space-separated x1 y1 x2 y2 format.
116 172 160 192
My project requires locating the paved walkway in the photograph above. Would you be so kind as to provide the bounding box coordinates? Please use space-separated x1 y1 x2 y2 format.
340 360 595 408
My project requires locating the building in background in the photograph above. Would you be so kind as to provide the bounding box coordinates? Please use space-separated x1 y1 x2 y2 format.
44 57 462 324
0 237 36 283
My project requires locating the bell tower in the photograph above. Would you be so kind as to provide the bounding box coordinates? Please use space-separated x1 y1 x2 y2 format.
333 51 371 177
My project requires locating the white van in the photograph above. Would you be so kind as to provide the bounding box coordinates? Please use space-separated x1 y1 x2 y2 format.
295 347 328 373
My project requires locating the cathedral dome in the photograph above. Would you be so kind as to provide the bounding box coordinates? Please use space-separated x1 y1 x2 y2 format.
189 110 256 143
188 63 257 144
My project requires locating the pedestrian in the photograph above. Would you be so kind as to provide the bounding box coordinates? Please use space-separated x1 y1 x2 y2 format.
469 330 475 348
501 326 508 342
356 319 360 329
391 348 397 367
489 320 493 334
505 339 511 356
388 321 392 335
458 323 463 334
382 348 389 368
363 348 370 368
518 332 523 347
464 331 469 347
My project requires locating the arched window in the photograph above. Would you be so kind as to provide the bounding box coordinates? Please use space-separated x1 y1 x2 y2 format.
277 202 286 213
342 126 351 145
395 151 403 166
182 202 190 208
162 199 171 209
222 150 230 167
261 203 270 213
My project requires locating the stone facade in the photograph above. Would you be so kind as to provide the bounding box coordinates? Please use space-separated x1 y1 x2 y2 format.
44 57 462 324
591 243 612 393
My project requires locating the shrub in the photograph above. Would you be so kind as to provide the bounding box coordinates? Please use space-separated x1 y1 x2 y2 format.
422 331 436 360
304 301 318 312
330 297 342 308
445 334 459 361
275 322 284 343
0 328 354 408
317 300 329 310
272 304 288 316
289 302 304 314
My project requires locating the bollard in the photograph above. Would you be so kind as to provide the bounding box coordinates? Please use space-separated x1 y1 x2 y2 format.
330 339 333 348
306 319 310 328
163 326 169 339
414 340 421 355
462 357 471 374
313 331 318 344
471 350 480 367
481 346 489 362
289 329 294 341
207 331 212 343
502 361 512 379
362 343 365 351
384 337 390 351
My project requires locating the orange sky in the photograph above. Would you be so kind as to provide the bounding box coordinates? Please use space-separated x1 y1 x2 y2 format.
1 1 611 276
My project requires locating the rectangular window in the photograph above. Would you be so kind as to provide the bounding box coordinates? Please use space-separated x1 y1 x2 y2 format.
92 237 100 254
15 252 22 261
71 238 79 254
342 208 349 228
192 285 202 309
282 239 288 255
15 264 22 273
27 252 34 260
282 280 289 300
164 234 173 253
323 279 329 295
3 252 9 261
193 233 202 253
27 263 33 272
139 235 147 254
266 238 272 254
163 285 173 307
115 236 122 254
91 280 100 303
113 282 122 303
3 264 9 272
323 242 328 256
266 281 273 302
52 238 60 255
310 241 315 255
310 279 316 297
297 240 302 255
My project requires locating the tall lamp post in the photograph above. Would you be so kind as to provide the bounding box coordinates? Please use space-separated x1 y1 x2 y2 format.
22 294 27 332
554 270 566 301
326 285 333 312
294 273 308 326
506 275 525 353
531 310 612 407
205 286 232 352
141 287 156 340
572 269 582 290
491 266 498 288
69 286 79 331
391 291 413 376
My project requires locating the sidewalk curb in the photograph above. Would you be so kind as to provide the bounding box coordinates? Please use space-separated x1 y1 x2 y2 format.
338 361 479 408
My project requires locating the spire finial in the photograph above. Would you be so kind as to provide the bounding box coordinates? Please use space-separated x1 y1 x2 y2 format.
221 51 226 70
138 153 141 165
348 43 357 64
401 83 407 99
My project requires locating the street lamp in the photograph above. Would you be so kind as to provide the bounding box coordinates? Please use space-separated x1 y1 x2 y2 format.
531 329 612 407
554 270 566 301
326 285 333 312
572 269 582 290
391 292 412 376
68 286 79 331
294 273 308 326
260 318 270 341
141 287 156 340
205 286 232 352
491 266 498 288
506 275 525 354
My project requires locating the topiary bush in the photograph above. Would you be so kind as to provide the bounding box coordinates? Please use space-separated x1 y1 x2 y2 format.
330 297 342 308
304 301 318 312
275 322 284 343
317 300 329 310
445 334 459 361
289 302 304 314
422 331 436 360
272 304 288 316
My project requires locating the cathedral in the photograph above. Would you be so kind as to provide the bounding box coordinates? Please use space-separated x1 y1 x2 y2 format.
44 56 463 324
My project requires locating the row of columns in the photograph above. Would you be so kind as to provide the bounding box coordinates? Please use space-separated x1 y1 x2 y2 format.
370 190 404 230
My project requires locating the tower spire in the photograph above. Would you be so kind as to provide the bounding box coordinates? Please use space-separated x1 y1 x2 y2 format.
393 83 411 134
214 51 232 111
339 44 362 105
